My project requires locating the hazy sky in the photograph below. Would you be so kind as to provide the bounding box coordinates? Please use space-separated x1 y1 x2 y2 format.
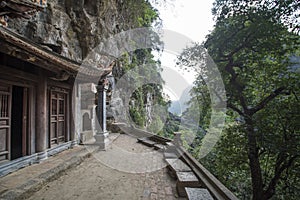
158 0 215 43
153 0 216 101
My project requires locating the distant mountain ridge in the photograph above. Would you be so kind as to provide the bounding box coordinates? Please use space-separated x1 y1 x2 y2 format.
168 85 193 115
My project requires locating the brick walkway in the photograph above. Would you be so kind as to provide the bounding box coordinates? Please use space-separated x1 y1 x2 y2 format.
28 134 185 200
0 134 186 200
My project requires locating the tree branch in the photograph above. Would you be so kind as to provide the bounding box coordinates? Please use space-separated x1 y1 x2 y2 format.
227 102 244 116
225 59 248 111
263 155 299 199
250 87 286 114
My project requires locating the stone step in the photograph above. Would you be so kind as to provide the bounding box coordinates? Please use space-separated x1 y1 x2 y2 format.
164 142 178 155
165 158 192 178
137 137 156 147
79 131 94 144
166 142 175 146
163 152 178 159
176 171 201 197
165 142 176 150
153 143 166 151
137 137 146 143
185 187 214 200
166 158 192 178
166 159 191 172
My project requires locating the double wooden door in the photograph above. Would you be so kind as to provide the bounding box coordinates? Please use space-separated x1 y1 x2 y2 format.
50 90 67 146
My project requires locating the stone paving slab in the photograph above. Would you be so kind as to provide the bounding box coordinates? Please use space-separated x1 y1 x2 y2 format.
0 134 187 200
176 172 201 197
166 159 191 172
153 144 166 151
25 134 186 200
164 152 178 159
185 187 214 200
165 159 192 178
176 172 199 183
0 146 91 200
138 137 157 147
0 133 120 200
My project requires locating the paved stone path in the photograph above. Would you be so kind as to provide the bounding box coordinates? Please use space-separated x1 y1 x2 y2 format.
27 134 186 200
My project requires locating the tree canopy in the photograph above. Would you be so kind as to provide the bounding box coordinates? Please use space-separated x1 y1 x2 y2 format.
177 0 300 199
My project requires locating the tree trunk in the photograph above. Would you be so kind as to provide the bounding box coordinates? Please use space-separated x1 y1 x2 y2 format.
245 117 265 200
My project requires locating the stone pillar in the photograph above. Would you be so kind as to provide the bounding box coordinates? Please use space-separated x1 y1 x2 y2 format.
70 83 76 144
36 70 48 160
174 132 182 147
94 81 109 150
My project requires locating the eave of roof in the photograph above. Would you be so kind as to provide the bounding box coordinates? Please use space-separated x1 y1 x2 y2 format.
9 0 45 10
0 26 112 79
0 0 45 19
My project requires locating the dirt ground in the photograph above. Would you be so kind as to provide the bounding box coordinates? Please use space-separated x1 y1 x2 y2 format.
27 134 186 200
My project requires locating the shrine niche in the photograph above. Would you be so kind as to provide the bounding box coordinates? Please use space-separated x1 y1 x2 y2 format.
79 83 97 144
82 113 91 131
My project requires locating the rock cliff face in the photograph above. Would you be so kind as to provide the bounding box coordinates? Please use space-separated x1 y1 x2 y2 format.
8 0 134 62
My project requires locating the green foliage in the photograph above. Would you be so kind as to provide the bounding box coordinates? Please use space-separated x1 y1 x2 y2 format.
111 0 171 133
177 0 300 199
147 116 164 134
128 82 167 129
201 124 252 199
111 0 184 137
115 51 160 126
212 0 300 34
129 106 145 127
188 76 212 130
253 92 300 199
119 0 160 29
137 4 158 27
162 112 180 139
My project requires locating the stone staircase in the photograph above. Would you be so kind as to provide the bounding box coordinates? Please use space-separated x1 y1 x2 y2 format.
137 136 214 200
137 137 157 147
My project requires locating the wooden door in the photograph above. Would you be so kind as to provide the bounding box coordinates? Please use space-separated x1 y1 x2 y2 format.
11 86 28 160
50 91 66 146
0 84 11 162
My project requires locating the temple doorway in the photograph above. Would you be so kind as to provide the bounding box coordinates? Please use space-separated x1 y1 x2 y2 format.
11 86 28 160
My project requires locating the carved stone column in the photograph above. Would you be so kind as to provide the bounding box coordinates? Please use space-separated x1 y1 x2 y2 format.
94 81 109 150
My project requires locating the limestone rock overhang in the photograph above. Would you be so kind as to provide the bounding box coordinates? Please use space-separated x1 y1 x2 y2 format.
0 26 113 80
0 0 46 20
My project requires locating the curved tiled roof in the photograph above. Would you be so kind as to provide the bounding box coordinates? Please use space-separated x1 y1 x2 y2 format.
0 26 114 79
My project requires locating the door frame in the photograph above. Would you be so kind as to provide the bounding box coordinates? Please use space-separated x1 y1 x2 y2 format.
0 82 12 162
49 87 69 147
0 65 36 159
10 85 29 160
22 87 28 156
0 81 33 162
